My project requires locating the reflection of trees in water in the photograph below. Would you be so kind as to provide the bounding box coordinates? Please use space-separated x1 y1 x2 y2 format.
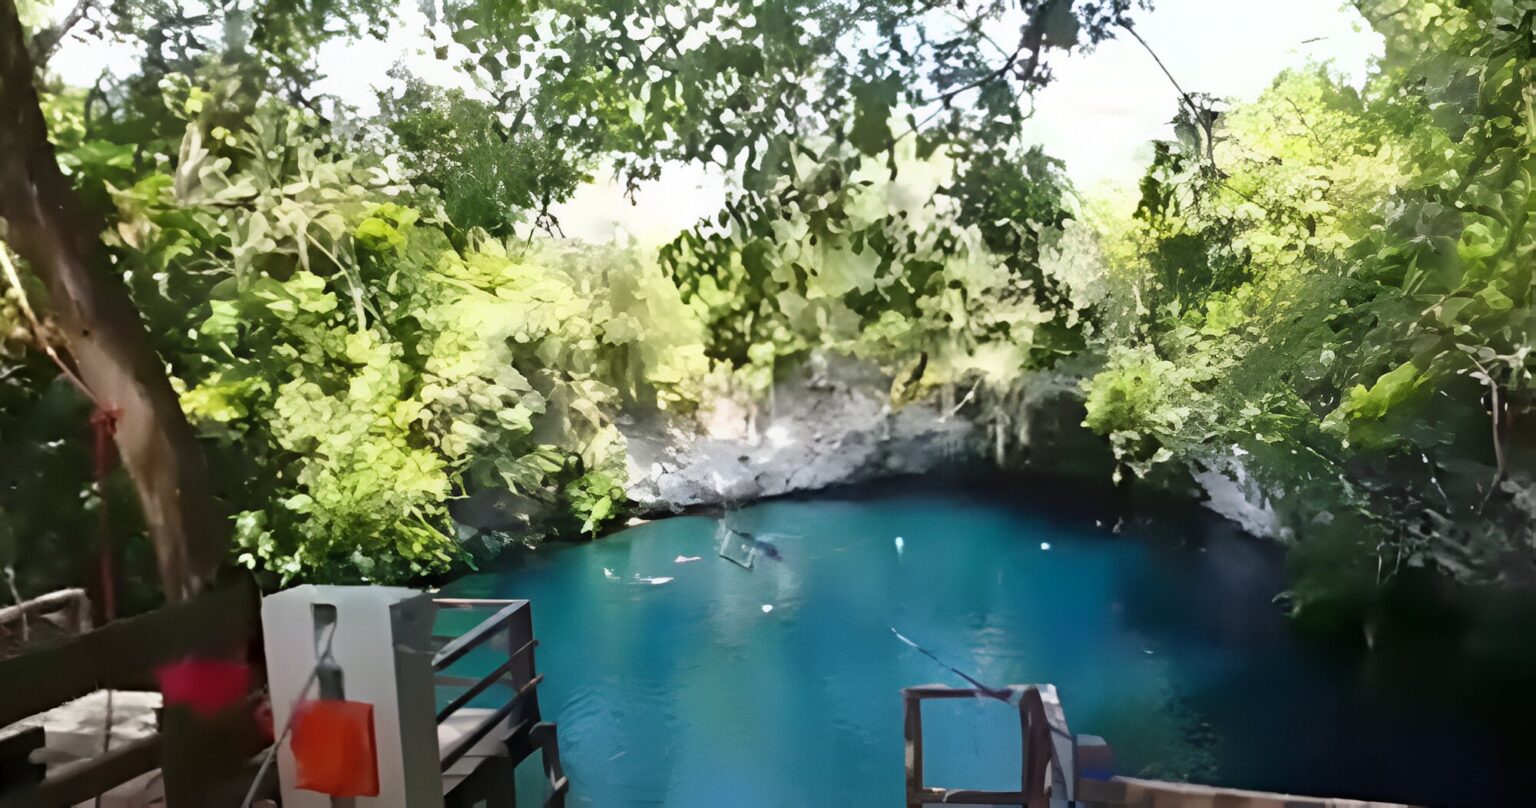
1075 661 1218 785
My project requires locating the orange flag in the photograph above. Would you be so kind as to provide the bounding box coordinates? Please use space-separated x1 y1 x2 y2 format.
291 699 380 797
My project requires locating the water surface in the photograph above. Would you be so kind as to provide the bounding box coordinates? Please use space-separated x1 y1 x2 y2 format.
443 480 1529 807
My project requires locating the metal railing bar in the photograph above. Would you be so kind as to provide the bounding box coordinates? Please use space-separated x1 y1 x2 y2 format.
439 697 520 771
434 640 536 723
432 600 525 670
438 673 545 770
435 659 514 722
0 733 161 808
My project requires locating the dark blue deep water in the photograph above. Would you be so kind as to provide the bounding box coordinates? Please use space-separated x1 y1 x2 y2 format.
441 480 1532 807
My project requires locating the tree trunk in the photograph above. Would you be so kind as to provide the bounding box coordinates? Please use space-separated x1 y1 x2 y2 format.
0 0 225 602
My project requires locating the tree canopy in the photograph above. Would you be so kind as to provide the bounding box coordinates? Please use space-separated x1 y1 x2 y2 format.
0 0 1532 625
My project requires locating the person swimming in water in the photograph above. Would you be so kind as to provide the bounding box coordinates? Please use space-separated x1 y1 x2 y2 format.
729 528 784 561
716 506 795 563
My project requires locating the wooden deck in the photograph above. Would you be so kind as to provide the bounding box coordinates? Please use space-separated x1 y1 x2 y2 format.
903 682 1416 808
0 589 566 807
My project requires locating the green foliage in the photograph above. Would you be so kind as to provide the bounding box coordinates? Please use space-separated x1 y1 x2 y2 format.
379 77 592 239
432 0 1143 200
72 79 708 583
10 0 1530 625
1079 0 1536 613
660 134 1072 419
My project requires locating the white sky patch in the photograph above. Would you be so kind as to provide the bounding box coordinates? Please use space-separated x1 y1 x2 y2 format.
310 6 478 116
50 0 1382 245
1022 0 1383 194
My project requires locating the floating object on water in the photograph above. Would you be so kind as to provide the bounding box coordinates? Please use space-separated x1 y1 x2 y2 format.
761 604 774 613
739 532 784 561
603 568 618 580
635 576 674 586
716 523 791 568
894 536 905 556
718 527 757 569
675 555 702 564
1040 542 1051 551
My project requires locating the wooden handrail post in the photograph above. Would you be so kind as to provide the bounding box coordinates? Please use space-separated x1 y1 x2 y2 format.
901 684 1054 807
903 690 923 808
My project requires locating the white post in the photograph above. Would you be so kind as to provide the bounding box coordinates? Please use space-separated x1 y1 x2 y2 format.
261 585 443 808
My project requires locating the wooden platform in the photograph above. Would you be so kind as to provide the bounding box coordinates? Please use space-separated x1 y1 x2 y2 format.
902 682 1416 808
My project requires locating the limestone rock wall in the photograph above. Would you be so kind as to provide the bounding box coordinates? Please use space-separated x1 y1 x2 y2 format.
622 355 979 513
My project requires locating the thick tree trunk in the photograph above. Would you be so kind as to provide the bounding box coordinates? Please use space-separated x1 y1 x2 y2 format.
0 0 225 601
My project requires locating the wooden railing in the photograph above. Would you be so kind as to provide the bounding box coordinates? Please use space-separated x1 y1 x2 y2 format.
0 579 261 807
432 598 568 806
904 680 1414 808
0 587 92 650
1077 776 1414 807
902 684 1074 808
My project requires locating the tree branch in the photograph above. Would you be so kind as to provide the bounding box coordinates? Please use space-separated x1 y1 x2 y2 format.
1120 21 1217 168
1467 354 1506 512
896 0 1059 146
29 0 96 63
1 0 227 602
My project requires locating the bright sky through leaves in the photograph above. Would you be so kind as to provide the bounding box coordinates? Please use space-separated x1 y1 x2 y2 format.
50 0 1382 245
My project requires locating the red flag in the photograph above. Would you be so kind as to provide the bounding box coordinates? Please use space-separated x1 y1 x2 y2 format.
155 658 252 718
291 699 380 797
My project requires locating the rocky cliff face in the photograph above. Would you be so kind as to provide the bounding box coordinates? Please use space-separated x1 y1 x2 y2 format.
617 353 1288 538
1191 454 1289 542
621 354 979 513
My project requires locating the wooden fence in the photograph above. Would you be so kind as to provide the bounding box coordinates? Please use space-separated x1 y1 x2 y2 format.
0 579 262 807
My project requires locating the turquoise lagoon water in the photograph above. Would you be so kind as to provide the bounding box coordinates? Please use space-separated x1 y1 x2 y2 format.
441 480 1528 807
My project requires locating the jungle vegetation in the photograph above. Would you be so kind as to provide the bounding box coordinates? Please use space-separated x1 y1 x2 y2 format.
0 0 1531 629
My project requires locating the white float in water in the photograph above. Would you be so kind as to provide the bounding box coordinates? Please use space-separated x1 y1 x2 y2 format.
1040 542 1052 551
636 575 674 586
603 568 618 580
675 555 702 564
894 536 905 556
761 604 774 613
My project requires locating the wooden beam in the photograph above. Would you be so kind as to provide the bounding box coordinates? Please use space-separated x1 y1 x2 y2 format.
913 788 1032 804
1076 776 1417 807
903 691 923 808
0 727 45 792
0 588 91 632
0 734 160 808
0 579 255 726
1020 687 1049 808
903 684 1052 808
440 701 523 772
1036 683 1075 801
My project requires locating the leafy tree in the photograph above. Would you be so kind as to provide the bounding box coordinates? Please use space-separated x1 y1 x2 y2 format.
81 78 711 582
1 0 1152 586
1080 0 1535 616
379 75 591 239
431 0 1145 199
2 0 226 601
